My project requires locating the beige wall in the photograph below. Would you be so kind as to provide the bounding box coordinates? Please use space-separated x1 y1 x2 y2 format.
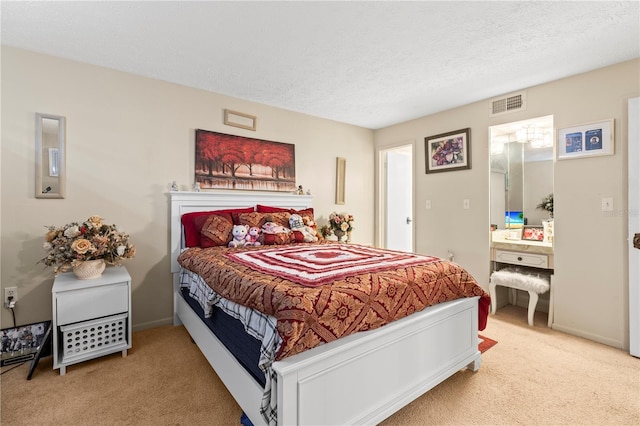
0 46 374 330
375 59 640 349
4 46 638 350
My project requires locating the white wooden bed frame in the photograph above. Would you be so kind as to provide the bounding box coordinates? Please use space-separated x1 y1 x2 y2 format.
170 190 481 425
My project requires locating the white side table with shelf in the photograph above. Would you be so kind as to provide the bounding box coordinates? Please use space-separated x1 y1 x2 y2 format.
52 266 132 375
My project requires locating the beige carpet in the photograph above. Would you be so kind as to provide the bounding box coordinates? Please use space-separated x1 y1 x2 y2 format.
1 305 639 425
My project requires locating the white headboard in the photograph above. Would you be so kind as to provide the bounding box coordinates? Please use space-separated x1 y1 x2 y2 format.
169 190 313 273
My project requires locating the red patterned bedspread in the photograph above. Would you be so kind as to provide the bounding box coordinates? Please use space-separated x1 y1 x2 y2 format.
178 243 490 360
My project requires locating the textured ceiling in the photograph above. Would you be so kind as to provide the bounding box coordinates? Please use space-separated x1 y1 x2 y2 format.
2 1 639 129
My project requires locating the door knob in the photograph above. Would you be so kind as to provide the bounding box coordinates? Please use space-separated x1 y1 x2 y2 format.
406 217 412 224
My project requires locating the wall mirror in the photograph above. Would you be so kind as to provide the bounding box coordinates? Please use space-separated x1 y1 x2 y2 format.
35 113 66 199
490 115 554 233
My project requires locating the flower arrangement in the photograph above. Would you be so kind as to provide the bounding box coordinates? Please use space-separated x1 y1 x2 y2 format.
38 215 135 275
537 193 554 217
321 212 354 238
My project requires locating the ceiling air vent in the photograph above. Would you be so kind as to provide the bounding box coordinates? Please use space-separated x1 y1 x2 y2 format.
489 91 526 117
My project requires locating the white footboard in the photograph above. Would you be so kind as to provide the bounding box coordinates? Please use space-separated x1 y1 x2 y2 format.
274 296 480 425
176 287 480 426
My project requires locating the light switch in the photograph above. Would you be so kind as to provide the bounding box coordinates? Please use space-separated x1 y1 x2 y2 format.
425 200 432 210
463 199 470 209
602 197 613 211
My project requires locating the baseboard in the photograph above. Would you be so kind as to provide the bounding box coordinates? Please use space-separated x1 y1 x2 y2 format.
551 323 624 350
132 317 173 332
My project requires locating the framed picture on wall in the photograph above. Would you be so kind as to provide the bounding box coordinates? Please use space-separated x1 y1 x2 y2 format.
425 128 471 173
194 129 296 192
557 119 614 160
223 109 257 131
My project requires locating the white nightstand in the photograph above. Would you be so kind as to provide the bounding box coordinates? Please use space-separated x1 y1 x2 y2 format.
52 266 132 375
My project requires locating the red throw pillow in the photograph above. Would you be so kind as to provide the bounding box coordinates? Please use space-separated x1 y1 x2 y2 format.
182 207 254 247
256 204 288 213
290 231 307 243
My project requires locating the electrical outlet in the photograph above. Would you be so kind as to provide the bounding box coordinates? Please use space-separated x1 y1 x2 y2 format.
463 199 470 209
4 287 17 306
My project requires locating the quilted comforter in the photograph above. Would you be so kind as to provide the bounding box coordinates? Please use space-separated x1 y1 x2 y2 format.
178 242 490 360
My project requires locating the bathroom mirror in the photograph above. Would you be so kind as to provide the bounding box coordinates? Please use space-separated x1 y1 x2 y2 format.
35 113 66 199
490 115 554 230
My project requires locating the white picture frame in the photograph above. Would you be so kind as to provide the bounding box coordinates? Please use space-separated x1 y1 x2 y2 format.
557 119 614 160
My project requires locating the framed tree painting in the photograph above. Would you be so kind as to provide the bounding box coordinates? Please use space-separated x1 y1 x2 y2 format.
195 130 296 192
425 128 471 173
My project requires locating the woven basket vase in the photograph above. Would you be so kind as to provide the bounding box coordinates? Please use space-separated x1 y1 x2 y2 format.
72 259 106 280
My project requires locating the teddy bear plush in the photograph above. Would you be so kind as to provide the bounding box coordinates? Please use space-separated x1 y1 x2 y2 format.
289 214 318 243
245 226 262 246
302 215 320 240
228 224 249 248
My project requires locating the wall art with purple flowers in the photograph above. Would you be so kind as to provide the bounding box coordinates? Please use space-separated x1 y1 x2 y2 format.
425 128 471 174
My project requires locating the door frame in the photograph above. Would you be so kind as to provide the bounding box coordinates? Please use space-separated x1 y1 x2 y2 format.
629 97 639 357
376 142 415 250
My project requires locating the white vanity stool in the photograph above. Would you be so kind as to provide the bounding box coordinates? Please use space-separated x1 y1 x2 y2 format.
489 268 550 326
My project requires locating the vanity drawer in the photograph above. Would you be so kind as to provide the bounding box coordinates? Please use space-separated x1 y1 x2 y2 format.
56 282 128 325
495 249 549 268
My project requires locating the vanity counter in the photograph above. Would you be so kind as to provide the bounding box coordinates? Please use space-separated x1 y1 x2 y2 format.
491 230 554 268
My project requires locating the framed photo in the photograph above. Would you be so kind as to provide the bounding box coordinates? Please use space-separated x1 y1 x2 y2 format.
558 119 614 160
1 320 52 379
522 225 544 242
224 109 257 131
425 128 471 173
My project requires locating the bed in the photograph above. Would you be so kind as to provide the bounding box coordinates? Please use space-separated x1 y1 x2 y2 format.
170 190 489 425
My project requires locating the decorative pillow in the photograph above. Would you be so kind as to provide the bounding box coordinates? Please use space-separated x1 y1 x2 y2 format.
238 212 269 229
292 207 315 219
257 204 315 220
181 207 254 247
262 232 296 245
290 231 309 244
264 212 292 228
195 214 233 248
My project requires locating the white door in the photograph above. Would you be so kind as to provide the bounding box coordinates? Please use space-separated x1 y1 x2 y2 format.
383 145 413 252
629 97 639 357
